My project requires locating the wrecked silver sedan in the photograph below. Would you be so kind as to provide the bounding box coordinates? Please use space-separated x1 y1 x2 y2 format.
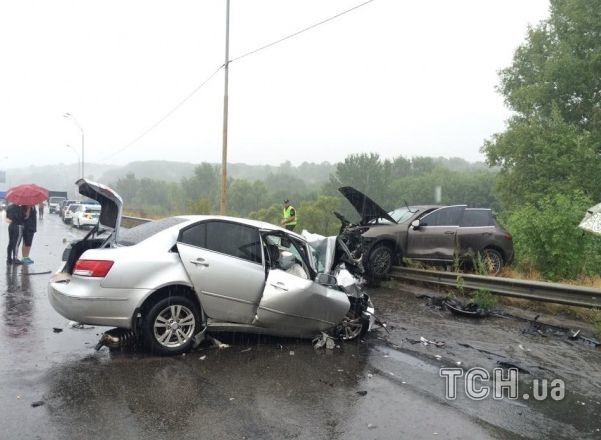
48 179 375 355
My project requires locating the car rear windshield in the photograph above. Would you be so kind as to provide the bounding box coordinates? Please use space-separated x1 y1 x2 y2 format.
118 217 187 246
85 207 100 213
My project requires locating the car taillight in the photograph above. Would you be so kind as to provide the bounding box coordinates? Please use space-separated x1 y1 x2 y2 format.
504 233 513 241
73 260 114 277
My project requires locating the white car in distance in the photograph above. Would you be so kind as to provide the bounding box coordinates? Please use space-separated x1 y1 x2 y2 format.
72 204 101 228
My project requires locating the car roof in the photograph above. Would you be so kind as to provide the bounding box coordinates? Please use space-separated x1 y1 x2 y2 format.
173 215 305 239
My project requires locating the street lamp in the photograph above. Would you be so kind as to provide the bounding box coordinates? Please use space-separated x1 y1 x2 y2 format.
65 144 81 182
63 113 84 179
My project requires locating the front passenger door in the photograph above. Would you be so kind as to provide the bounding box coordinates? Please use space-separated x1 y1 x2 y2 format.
406 206 465 262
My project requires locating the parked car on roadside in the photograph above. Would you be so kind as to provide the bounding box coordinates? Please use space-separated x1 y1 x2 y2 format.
336 187 514 278
49 179 375 355
72 204 101 228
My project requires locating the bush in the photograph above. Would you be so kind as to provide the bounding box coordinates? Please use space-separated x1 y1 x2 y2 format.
505 191 601 280
472 289 496 311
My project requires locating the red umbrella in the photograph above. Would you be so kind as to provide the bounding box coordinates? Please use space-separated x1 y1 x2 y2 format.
6 184 49 206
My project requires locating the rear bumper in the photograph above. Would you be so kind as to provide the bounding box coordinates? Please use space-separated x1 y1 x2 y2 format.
48 273 151 329
77 217 99 226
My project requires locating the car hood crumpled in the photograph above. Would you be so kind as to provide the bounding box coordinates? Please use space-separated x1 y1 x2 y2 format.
338 186 396 225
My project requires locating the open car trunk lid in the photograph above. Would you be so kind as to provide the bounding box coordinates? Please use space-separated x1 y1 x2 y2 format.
76 178 123 244
338 186 396 225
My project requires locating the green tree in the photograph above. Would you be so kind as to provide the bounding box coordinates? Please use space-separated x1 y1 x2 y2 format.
299 196 341 236
482 0 601 211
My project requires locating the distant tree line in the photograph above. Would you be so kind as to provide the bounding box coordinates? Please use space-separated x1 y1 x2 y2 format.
115 153 498 238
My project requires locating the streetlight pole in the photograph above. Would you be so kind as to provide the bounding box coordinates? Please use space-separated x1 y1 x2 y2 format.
65 144 81 182
64 113 84 179
220 0 230 215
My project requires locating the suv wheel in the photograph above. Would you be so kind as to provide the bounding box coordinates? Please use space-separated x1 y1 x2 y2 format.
482 248 503 275
143 295 200 355
367 244 394 278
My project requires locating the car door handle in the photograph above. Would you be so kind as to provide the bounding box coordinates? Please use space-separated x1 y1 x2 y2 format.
444 231 455 235
190 258 209 267
270 282 288 291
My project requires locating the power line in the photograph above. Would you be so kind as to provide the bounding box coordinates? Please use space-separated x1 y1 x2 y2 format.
106 0 377 159
230 0 377 64
104 65 224 159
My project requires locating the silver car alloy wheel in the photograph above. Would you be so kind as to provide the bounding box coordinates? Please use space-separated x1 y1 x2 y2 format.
339 315 364 340
153 305 196 348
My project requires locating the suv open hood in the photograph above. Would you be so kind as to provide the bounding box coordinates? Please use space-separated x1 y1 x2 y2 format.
77 178 123 237
338 186 396 225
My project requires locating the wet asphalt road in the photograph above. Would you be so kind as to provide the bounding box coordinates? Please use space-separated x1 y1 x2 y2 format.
1 213 600 439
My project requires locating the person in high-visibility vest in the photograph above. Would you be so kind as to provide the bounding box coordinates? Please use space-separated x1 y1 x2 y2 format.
281 199 297 231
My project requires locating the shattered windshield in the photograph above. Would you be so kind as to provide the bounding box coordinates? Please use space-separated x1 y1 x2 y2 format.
369 207 415 224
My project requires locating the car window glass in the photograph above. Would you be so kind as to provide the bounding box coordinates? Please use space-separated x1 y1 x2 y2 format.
461 210 493 227
119 217 187 246
179 223 207 248
387 207 416 223
264 234 309 279
205 221 262 264
421 206 464 226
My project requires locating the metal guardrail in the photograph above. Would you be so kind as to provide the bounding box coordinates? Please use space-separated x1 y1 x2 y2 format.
120 215 152 228
389 266 601 309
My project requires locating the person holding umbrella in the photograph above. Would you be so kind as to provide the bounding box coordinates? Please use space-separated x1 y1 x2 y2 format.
6 203 24 265
5 184 48 266
21 205 37 265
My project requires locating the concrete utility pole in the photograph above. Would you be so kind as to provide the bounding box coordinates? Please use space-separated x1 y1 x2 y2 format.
220 0 230 215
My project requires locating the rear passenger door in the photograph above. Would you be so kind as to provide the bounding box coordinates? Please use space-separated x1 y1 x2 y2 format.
457 209 495 259
177 220 265 324
406 206 465 262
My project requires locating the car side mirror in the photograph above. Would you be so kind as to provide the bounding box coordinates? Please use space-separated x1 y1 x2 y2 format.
315 273 337 287
411 219 421 229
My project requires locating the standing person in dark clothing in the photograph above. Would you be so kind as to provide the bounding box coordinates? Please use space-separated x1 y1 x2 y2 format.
21 205 37 265
6 203 24 265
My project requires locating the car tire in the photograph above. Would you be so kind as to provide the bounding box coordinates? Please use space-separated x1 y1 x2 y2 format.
143 295 200 356
338 312 370 341
482 248 504 275
367 244 394 278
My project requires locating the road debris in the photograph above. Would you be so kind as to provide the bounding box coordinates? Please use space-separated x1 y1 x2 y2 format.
240 347 252 353
312 332 336 349
367 424 377 429
356 391 368 396
52 328 63 333
444 298 490 318
68 321 94 329
199 355 207 361
206 335 230 350
290 351 295 356
419 336 445 347
31 401 44 408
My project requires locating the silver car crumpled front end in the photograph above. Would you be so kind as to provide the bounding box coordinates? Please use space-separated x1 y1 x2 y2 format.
303 231 377 337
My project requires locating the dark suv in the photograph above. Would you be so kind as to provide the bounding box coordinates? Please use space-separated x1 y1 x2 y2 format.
336 187 514 277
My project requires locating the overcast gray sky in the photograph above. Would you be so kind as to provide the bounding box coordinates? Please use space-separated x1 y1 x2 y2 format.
0 0 550 169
